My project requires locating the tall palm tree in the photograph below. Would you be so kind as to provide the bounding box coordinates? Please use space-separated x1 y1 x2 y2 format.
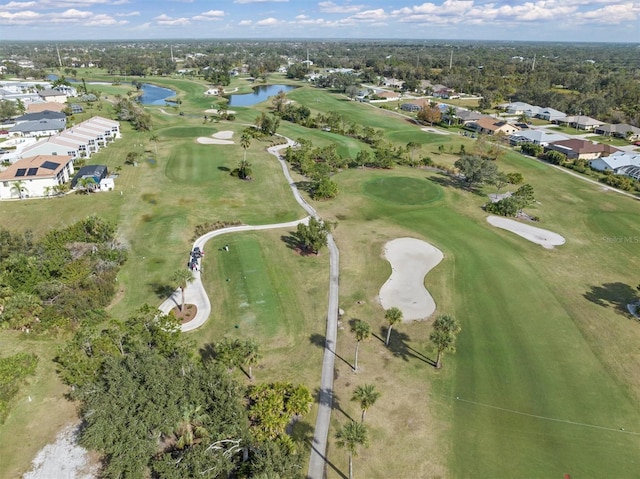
446 105 457 126
175 404 209 450
430 314 461 369
76 177 97 194
351 384 380 423
335 420 369 479
170 268 194 311
384 307 403 346
11 180 27 199
243 339 260 380
150 133 159 155
240 129 252 163
351 319 371 372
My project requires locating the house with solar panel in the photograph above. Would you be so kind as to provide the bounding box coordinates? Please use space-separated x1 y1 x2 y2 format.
0 155 74 199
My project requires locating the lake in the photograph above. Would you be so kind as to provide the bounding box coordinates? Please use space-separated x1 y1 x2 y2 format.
138 84 176 106
228 84 297 107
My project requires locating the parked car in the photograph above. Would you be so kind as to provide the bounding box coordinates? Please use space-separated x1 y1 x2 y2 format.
192 246 203 258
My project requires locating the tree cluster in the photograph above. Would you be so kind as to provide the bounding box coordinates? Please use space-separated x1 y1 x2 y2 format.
0 216 126 332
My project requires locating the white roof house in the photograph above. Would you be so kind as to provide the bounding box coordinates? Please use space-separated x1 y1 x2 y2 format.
37 89 68 104
503 102 541 117
537 108 565 122
589 152 640 180
9 119 66 138
509 130 569 146
555 115 603 130
0 155 74 199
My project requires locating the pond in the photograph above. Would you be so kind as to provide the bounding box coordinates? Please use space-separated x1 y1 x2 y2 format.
138 84 177 106
228 84 297 107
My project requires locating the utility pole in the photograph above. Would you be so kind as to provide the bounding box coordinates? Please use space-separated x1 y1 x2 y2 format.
56 45 63 68
449 49 453 70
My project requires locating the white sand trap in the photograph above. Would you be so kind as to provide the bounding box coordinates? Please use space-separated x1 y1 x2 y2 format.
421 127 451 135
213 130 234 140
204 108 237 115
487 216 565 249
196 137 234 145
379 237 444 321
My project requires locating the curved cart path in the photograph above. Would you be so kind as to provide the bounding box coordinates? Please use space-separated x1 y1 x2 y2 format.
158 136 340 479
158 218 310 332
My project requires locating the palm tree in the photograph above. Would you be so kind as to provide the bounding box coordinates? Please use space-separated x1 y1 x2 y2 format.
170 268 194 311
237 158 252 180
175 404 209 450
430 314 461 369
10 180 28 199
384 307 403 346
351 319 371 372
335 420 369 479
150 133 159 155
43 186 53 198
351 384 380 423
76 177 97 194
445 105 457 126
240 129 252 163
243 339 261 380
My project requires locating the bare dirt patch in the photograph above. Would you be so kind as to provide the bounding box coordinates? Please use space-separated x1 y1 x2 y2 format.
171 304 198 324
23 423 97 479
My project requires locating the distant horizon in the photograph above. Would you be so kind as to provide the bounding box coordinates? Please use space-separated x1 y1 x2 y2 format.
1 1 638 44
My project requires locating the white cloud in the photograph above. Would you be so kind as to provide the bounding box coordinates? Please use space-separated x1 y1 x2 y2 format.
350 8 387 21
115 11 139 17
192 9 224 21
38 0 128 7
575 1 640 23
155 13 190 26
0 9 41 24
0 1 37 9
238 19 252 25
318 1 364 13
233 0 288 3
255 17 283 25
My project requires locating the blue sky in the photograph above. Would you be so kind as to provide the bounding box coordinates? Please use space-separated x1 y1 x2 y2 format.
1 0 639 42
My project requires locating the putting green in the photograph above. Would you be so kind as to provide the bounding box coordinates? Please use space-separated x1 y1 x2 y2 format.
362 176 442 205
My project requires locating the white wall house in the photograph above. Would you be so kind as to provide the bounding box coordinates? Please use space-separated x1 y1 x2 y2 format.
0 155 74 199
589 152 640 178
37 89 68 104
509 130 569 146
8 119 66 138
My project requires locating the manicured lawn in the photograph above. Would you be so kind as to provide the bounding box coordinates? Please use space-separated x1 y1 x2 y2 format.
2 72 640 479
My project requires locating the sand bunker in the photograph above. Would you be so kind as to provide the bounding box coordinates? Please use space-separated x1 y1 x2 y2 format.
196 131 235 145
379 237 444 321
204 108 237 115
487 216 565 249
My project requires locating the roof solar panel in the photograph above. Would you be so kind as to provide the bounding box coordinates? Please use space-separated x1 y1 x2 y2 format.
41 161 60 170
15 168 26 177
27 168 38 176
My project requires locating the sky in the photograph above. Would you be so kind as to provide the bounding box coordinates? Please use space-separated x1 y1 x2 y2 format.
0 0 639 43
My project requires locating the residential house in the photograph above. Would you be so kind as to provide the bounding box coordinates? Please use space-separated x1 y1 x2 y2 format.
400 103 421 112
536 107 565 122
468 116 520 136
593 123 640 140
509 130 569 146
71 164 108 189
383 78 404 89
37 89 68 104
70 104 84 114
26 102 67 113
589 151 640 180
554 115 603 130
454 109 484 125
502 102 541 117
374 90 401 101
0 155 74 199
15 111 66 125
545 138 619 160
8 119 66 138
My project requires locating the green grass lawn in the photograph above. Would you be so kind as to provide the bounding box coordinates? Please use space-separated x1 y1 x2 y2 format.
2 73 640 479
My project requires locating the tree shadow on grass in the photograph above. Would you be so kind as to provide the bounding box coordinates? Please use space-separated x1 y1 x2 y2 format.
309 333 352 370
306 440 348 479
427 173 485 197
294 180 314 195
381 327 436 366
584 282 638 315
217 166 230 172
199 343 216 362
150 282 176 299
313 386 353 422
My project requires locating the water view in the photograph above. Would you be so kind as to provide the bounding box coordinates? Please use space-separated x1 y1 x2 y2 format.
228 84 297 107
137 84 176 106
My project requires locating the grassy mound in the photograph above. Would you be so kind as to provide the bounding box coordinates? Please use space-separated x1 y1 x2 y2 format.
362 176 442 205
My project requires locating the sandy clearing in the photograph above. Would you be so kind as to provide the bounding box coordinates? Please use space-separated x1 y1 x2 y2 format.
213 130 234 140
421 127 451 135
379 237 444 321
204 108 237 115
196 137 234 145
23 423 97 479
487 215 565 249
